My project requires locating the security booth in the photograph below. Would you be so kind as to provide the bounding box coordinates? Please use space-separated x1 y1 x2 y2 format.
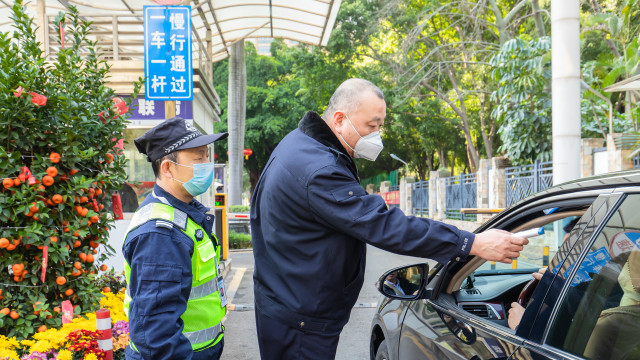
214 193 228 261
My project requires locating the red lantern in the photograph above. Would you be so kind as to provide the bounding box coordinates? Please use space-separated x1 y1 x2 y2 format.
243 148 253 160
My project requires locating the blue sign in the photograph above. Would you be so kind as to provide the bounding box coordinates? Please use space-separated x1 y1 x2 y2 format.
126 96 193 121
144 6 192 101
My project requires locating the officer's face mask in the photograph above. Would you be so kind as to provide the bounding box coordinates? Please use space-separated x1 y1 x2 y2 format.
167 160 215 197
338 113 384 161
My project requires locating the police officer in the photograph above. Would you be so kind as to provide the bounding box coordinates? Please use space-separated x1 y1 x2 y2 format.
123 117 228 359
251 79 529 359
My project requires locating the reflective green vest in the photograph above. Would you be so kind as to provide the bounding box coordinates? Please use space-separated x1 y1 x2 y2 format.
123 202 226 352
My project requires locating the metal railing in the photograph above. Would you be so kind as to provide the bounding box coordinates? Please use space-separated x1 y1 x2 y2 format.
44 13 213 86
444 173 477 220
411 180 429 217
505 160 553 207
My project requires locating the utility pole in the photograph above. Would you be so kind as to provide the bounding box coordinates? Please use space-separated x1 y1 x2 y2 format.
551 1 581 185
227 41 246 205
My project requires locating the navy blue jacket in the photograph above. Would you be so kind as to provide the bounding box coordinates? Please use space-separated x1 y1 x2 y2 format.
123 184 222 359
251 111 475 334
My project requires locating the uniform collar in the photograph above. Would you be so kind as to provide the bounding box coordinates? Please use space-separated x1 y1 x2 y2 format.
298 111 358 177
152 184 209 226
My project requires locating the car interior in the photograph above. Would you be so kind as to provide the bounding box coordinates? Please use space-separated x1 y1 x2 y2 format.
443 204 591 329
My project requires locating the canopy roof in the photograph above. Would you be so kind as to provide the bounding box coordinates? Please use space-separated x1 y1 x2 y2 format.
0 0 342 62
604 74 640 93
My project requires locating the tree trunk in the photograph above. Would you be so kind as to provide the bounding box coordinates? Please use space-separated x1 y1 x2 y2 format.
227 41 246 206
532 0 546 37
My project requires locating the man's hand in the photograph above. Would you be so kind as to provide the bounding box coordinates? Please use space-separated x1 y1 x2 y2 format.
508 302 525 330
532 267 547 281
469 229 529 264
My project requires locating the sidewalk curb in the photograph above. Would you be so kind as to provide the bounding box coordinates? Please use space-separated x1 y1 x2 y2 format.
220 258 232 278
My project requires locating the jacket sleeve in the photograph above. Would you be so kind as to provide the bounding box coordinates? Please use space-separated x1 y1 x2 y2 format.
123 227 194 359
306 165 475 264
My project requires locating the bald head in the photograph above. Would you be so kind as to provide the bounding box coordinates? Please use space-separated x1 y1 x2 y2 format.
322 79 385 122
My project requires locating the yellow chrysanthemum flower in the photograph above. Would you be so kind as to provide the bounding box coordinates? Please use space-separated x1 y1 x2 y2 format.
56 349 73 360
84 353 99 360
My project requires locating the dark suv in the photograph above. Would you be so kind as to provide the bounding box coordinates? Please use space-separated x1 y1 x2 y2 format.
370 170 640 360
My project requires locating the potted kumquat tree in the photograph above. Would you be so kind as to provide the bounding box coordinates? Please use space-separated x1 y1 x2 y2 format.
0 0 141 348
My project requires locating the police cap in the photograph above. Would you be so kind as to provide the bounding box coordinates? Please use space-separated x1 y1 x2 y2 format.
134 117 228 162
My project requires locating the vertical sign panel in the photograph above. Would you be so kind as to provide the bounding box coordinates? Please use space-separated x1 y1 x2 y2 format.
143 6 193 101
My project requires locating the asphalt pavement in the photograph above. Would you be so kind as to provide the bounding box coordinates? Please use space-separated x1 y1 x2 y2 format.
220 245 432 360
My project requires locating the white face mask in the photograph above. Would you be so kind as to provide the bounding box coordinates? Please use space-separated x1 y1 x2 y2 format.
618 260 640 306
338 114 384 161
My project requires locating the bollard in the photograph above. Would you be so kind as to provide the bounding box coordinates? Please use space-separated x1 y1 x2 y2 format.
96 308 113 360
543 246 550 266
512 259 518 269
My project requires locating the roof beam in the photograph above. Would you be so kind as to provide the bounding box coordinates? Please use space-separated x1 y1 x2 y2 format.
208 0 228 57
269 0 273 37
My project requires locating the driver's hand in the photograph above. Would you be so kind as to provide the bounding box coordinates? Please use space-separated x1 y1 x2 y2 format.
508 302 525 330
532 267 547 281
469 229 529 264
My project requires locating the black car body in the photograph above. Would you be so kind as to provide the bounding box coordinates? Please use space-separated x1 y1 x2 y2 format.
370 170 640 360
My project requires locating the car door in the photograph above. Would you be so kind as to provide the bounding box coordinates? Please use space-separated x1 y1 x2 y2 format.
396 192 613 360
510 190 640 360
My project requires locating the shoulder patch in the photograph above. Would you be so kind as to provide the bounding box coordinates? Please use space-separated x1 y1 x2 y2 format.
155 220 174 230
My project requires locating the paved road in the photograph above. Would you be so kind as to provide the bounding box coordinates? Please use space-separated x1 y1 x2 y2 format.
220 246 434 360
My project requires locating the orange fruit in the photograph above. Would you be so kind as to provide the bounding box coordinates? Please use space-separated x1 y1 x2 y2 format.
0 308 9 316
42 175 54 186
86 254 94 263
12 263 24 275
53 307 61 313
73 240 81 247
29 202 38 213
13 239 20 246
13 178 20 186
105 153 114 163
9 311 18 319
64 289 73 296
49 152 61 163
33 215 39 221
93 249 98 254
103 287 111 293
81 208 88 217
52 194 63 204
6 244 16 251
80 196 88 203
90 215 99 223
69 169 79 175
0 238 9 248
74 262 82 270
38 325 47 332
79 253 87 262
46 167 58 177
2 178 13 189
50 236 58 243
95 188 103 196
100 264 108 272
72 269 81 276
56 276 66 285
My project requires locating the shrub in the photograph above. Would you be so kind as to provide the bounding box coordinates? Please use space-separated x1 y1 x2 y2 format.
228 205 250 213
229 230 252 249
0 1 141 339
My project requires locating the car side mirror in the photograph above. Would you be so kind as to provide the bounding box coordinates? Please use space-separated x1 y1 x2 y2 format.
377 263 429 301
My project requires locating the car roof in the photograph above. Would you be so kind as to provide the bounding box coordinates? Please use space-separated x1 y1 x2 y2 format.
512 169 640 208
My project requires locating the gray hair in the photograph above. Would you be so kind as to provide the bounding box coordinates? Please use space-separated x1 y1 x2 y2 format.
322 78 385 121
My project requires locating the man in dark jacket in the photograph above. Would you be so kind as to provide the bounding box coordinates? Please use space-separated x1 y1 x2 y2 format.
251 78 528 359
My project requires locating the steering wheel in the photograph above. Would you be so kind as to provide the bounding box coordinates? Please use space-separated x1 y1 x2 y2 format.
517 279 539 307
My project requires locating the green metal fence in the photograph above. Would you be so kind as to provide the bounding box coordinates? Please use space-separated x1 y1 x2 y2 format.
361 170 399 192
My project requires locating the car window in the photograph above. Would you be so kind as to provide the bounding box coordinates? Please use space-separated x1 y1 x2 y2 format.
473 215 582 274
546 193 640 360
